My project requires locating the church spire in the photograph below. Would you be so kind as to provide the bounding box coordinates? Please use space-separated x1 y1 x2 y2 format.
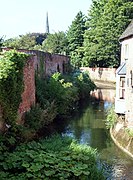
46 12 49 34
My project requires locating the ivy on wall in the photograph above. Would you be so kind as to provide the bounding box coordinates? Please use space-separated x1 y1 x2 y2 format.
0 50 29 125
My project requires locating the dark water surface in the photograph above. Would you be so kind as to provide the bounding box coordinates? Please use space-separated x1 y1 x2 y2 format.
50 88 133 179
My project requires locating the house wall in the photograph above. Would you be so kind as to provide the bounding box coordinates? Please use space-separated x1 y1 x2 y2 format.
115 73 126 114
80 67 116 82
123 37 133 126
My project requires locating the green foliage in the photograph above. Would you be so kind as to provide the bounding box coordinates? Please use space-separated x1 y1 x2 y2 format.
72 71 96 99
36 72 79 116
0 134 104 179
106 106 118 129
3 34 37 50
67 11 86 68
83 0 133 67
39 31 68 55
36 71 95 118
0 50 29 125
0 37 3 50
25 103 57 130
125 128 133 137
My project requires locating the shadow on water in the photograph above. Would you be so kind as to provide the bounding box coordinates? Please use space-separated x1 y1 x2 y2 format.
52 88 133 179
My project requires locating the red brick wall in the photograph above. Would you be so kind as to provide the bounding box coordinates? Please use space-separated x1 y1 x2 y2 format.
1 48 69 125
18 56 36 123
45 53 69 76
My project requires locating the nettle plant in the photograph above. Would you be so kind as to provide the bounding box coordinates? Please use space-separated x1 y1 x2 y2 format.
0 50 29 126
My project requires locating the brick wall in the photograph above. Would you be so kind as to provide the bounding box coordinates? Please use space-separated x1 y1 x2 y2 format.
45 53 69 76
1 48 70 126
80 67 116 82
17 56 36 123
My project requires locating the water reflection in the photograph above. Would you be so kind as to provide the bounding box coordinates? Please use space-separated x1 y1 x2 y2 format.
91 88 115 103
54 88 133 179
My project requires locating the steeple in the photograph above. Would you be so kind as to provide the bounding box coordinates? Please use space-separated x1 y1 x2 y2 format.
46 12 49 34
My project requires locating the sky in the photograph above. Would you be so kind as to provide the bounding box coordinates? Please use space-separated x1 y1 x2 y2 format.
0 0 92 39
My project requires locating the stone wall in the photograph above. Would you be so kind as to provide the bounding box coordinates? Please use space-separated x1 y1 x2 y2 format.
80 67 116 82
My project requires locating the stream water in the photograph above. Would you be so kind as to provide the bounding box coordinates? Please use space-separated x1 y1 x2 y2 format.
50 87 133 179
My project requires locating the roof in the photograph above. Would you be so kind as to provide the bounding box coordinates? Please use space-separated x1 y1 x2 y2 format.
116 62 126 75
119 20 133 41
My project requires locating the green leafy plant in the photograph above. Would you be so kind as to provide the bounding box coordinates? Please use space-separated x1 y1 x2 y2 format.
0 134 104 179
125 128 133 137
25 102 57 130
72 71 96 99
106 106 118 129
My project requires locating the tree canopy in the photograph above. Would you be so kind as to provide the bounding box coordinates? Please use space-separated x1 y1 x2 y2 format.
83 0 133 67
39 31 68 55
0 37 3 50
67 11 86 68
3 33 47 50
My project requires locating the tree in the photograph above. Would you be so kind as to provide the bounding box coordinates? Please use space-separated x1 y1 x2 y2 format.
83 0 133 67
4 34 37 50
39 31 68 55
0 37 3 50
3 33 47 50
67 11 86 68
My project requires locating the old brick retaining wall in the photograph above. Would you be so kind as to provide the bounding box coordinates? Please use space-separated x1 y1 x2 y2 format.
17 56 36 124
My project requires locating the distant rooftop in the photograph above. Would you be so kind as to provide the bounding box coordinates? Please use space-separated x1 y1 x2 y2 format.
119 20 133 41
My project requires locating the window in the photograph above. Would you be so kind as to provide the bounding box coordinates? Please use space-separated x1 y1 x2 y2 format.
119 77 125 99
130 70 133 87
125 44 129 60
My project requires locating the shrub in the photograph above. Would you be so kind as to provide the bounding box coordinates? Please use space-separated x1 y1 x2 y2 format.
36 73 79 117
72 71 96 99
25 102 57 130
106 106 118 129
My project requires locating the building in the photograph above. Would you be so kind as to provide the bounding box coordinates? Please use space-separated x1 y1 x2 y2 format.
115 20 133 126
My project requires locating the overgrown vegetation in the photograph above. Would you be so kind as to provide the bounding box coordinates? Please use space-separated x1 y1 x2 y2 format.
0 50 29 125
0 134 104 180
35 71 95 120
125 127 133 137
106 106 118 129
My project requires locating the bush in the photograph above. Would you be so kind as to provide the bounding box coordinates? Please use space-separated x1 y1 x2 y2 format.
36 73 79 117
72 71 96 99
0 134 104 179
106 106 118 129
25 103 57 130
